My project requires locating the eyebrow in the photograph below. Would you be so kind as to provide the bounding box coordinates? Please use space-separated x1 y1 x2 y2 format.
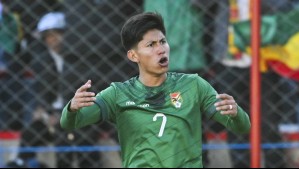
145 37 166 45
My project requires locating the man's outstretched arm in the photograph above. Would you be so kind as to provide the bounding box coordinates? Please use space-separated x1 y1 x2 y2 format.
60 80 100 130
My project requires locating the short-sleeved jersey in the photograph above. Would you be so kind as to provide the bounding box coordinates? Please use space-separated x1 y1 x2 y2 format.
61 72 251 168
98 72 218 168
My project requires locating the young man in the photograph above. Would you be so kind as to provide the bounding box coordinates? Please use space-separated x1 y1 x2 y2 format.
60 12 251 168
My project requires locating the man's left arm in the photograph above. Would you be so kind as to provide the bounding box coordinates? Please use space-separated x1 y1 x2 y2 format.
212 93 251 134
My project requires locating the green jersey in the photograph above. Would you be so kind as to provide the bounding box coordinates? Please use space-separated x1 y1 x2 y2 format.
61 72 250 168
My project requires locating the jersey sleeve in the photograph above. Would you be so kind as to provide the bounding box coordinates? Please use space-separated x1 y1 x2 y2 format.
60 100 102 130
196 75 251 134
212 105 251 134
195 75 219 119
96 84 118 123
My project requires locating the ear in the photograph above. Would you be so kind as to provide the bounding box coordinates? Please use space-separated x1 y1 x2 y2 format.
127 50 138 63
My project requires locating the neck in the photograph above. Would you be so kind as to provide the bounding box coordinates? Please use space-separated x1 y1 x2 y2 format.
51 46 61 54
138 73 167 87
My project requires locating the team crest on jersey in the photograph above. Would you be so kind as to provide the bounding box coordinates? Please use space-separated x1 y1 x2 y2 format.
170 92 183 108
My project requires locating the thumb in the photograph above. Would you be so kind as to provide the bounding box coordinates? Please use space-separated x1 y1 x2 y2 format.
78 80 92 92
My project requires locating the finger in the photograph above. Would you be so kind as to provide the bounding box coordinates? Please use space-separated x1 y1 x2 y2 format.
72 96 96 105
77 80 92 92
216 105 234 111
70 99 95 111
220 110 235 116
77 102 95 108
75 97 96 103
216 94 233 100
214 100 235 107
77 92 95 98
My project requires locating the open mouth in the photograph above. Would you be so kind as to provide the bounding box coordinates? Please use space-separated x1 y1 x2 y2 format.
159 57 169 67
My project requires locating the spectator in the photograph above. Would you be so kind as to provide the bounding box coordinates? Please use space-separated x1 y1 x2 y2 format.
30 11 101 168
6 0 63 127
0 0 24 130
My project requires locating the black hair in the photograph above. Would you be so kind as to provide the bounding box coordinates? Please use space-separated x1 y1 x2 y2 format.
40 28 65 41
121 12 166 51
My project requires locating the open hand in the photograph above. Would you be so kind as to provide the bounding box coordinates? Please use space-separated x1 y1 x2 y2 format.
69 80 96 112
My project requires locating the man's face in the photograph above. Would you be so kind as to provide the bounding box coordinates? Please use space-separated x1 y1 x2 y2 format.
131 29 170 76
44 30 64 52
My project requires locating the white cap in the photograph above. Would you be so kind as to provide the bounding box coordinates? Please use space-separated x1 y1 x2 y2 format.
37 12 66 32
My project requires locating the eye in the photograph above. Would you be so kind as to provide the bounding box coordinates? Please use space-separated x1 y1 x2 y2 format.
147 43 154 47
160 39 166 44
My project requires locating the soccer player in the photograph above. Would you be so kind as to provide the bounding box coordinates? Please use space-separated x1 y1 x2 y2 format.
60 12 251 168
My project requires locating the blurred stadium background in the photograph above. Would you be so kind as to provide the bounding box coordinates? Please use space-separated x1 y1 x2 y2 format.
1 0 299 168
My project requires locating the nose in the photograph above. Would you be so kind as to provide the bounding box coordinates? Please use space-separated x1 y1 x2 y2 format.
156 43 166 55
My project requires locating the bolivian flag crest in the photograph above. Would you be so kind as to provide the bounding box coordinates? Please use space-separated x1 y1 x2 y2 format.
170 92 183 108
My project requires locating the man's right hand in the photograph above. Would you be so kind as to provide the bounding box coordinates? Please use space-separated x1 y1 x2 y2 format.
69 80 96 112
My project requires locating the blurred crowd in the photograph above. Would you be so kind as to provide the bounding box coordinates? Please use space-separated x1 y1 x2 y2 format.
1 0 299 168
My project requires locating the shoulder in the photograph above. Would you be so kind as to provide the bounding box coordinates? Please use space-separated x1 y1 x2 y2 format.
110 76 137 89
168 72 211 91
167 72 203 82
100 77 136 98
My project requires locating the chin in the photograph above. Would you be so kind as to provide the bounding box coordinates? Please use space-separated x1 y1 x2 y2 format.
160 67 169 73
